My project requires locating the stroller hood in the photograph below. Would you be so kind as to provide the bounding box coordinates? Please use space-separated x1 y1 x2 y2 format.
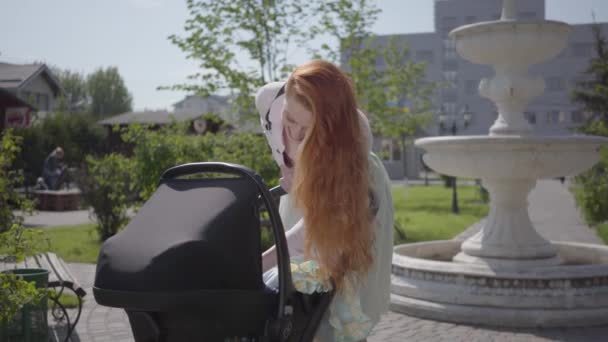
94 177 263 293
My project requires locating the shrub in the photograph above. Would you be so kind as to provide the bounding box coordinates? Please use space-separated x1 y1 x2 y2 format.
78 154 131 241
573 151 608 226
121 123 279 203
0 130 34 233
0 224 50 322
573 122 608 227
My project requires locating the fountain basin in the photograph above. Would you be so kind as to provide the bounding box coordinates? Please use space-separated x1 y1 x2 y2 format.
391 241 608 327
449 20 572 67
416 135 608 179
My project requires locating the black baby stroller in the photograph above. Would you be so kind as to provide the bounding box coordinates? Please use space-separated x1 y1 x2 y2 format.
93 162 334 341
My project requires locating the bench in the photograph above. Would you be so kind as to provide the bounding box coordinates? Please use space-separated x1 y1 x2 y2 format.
1 252 87 342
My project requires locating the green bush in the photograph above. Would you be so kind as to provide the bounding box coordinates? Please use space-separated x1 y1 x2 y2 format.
77 154 131 241
573 122 608 227
121 123 279 203
573 153 608 226
0 224 50 323
0 130 34 233
14 112 107 185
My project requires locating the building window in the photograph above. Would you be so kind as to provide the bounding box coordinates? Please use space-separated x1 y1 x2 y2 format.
381 140 391 161
546 77 564 92
465 16 477 24
443 39 457 59
442 89 458 102
444 49 457 59
518 12 536 20
571 110 584 123
555 49 567 59
524 111 536 124
37 93 49 111
442 39 456 50
392 140 402 161
465 80 477 95
441 16 457 36
546 111 559 124
443 71 457 86
416 50 434 64
380 139 402 162
20 91 31 102
443 60 458 71
444 102 457 115
571 43 593 57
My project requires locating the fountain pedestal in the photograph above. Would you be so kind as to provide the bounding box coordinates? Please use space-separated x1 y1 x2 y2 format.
454 178 561 269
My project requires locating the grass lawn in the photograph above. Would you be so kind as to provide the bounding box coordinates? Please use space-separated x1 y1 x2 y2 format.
597 222 608 244
49 289 80 309
392 184 489 244
41 184 490 263
44 224 100 264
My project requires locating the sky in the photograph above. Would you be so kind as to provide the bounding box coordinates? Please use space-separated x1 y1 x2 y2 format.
1 0 607 111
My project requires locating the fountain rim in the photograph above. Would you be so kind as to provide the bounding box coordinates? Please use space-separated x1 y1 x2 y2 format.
393 240 608 280
415 135 608 148
449 19 573 39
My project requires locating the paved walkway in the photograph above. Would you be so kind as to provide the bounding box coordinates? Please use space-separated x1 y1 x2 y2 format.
21 209 96 228
41 179 607 341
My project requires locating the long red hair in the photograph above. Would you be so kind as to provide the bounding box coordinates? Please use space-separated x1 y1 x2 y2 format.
287 60 373 290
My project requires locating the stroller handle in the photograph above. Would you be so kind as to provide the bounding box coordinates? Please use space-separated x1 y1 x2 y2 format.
160 162 296 320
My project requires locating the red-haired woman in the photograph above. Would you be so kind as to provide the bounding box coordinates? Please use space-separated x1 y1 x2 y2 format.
255 60 394 342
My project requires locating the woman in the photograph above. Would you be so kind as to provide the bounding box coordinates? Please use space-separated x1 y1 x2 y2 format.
255 60 394 342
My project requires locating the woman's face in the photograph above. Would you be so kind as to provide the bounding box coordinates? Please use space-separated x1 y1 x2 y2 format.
282 95 313 166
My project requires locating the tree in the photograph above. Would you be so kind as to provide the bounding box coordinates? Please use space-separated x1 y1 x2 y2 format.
167 0 313 123
572 24 608 226
87 66 133 118
168 0 437 147
375 38 437 158
307 0 383 114
52 68 89 113
309 1 437 161
572 25 608 128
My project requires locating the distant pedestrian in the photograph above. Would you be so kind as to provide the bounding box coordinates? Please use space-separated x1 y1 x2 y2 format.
42 147 67 190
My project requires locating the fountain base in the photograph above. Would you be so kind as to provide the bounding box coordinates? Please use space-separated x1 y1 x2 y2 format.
452 251 562 269
391 241 608 327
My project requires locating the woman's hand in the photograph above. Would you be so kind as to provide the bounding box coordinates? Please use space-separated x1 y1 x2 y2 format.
279 164 295 192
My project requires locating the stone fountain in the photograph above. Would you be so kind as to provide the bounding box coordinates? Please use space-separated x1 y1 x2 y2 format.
391 0 608 327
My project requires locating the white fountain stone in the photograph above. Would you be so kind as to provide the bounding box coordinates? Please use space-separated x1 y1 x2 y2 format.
391 0 608 327
417 135 606 268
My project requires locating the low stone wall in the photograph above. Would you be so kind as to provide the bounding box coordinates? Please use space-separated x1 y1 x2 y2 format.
34 190 81 211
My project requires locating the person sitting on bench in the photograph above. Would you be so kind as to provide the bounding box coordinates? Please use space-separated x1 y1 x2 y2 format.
42 147 68 190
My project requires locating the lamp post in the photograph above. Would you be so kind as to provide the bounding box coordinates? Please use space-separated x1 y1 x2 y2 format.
438 105 473 214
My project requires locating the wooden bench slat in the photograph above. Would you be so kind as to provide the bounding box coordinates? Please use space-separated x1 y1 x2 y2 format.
46 252 86 295
43 252 67 284
35 253 60 284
